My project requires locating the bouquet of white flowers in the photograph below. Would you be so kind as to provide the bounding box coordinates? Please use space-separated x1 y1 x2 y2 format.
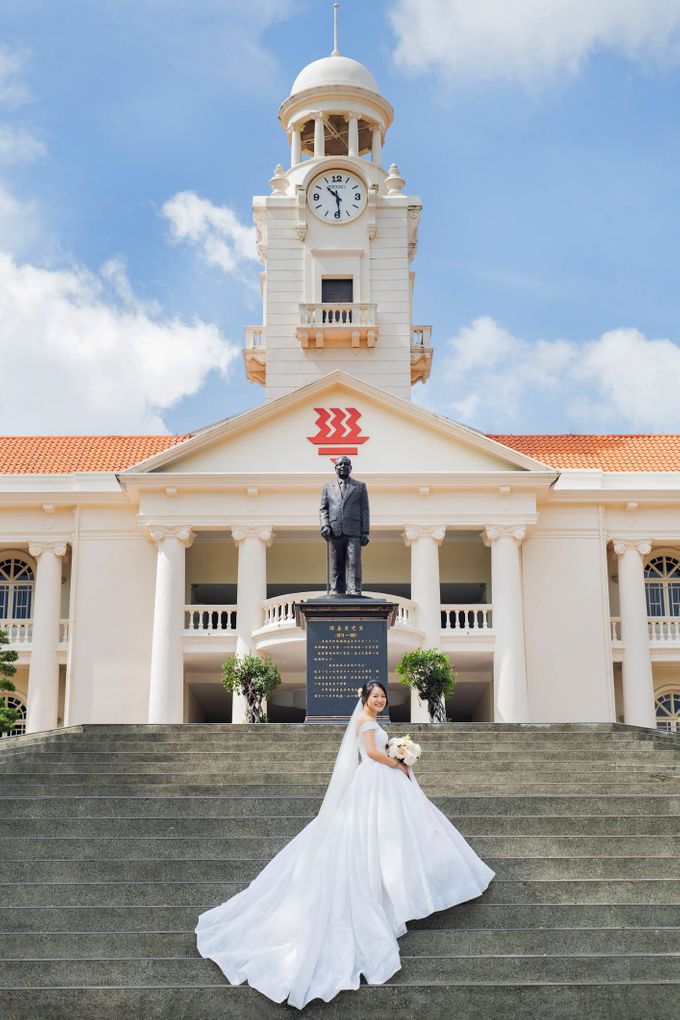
386 734 422 768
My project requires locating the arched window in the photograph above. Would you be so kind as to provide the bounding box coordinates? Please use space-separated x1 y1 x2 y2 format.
0 556 35 621
0 693 27 738
655 691 680 733
644 554 680 618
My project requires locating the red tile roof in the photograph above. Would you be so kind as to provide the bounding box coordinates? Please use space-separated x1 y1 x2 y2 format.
0 432 679 474
489 434 680 472
0 436 189 474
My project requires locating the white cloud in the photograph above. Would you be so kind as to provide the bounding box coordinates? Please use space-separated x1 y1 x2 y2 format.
0 124 45 166
0 46 30 108
161 191 258 275
389 0 680 85
0 252 238 434
427 315 680 431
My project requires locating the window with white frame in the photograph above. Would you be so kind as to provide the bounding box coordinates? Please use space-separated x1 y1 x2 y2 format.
644 554 680 618
0 693 27 737
655 691 680 733
0 557 35 622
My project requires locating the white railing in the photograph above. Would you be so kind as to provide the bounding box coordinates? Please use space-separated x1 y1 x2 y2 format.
184 605 237 634
262 590 417 628
441 604 493 633
245 326 265 349
3 619 32 644
411 325 432 348
611 616 680 643
300 303 377 328
648 617 680 642
1 618 69 646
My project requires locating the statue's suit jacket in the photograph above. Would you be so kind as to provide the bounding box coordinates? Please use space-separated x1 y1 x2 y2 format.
319 478 370 539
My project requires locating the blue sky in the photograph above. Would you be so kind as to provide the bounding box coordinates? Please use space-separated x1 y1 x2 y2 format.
2 0 680 435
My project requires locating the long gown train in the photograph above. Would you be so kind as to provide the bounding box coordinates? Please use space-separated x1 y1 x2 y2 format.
195 720 494 1010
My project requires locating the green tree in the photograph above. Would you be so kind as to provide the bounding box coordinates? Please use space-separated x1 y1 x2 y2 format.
397 648 456 724
0 628 20 735
222 653 282 723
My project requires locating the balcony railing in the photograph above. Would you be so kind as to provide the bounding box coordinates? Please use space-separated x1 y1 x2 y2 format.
2 619 70 647
410 325 433 384
184 605 237 634
611 616 680 644
262 591 417 629
441 604 493 633
243 327 267 386
296 303 378 348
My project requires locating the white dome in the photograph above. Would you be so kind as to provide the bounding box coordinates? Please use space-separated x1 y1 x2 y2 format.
290 54 380 96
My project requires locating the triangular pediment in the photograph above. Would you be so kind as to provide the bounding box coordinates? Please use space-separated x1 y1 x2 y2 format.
124 373 552 477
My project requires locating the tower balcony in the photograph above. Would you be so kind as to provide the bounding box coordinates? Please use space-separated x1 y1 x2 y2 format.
243 326 267 385
410 325 433 384
296 303 378 349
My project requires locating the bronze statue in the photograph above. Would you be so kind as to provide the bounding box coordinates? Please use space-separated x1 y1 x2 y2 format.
319 456 370 597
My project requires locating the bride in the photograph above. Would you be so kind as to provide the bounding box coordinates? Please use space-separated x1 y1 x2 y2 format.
195 680 495 1010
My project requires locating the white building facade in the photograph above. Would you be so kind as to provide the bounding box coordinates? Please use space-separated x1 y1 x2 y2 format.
2 49 679 736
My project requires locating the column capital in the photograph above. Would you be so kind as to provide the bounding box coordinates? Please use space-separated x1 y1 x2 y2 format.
612 538 651 558
314 111 325 122
232 525 274 548
28 541 67 559
482 525 527 548
148 525 194 549
402 525 445 547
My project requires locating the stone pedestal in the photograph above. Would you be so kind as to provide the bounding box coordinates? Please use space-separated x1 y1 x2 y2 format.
295 597 397 722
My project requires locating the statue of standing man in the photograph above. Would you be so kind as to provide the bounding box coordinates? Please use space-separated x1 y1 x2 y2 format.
319 456 370 597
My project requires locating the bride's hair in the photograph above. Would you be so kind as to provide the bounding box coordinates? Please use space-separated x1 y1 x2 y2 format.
360 681 388 705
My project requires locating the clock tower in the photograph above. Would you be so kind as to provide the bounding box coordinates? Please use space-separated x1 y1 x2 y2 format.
244 25 432 401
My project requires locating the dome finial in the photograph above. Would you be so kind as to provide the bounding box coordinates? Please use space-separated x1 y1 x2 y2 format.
332 3 340 56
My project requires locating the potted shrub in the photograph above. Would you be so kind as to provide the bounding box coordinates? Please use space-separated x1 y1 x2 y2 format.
0 628 20 735
222 653 282 723
396 648 456 724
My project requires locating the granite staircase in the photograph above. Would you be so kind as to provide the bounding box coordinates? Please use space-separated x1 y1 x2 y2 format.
1 722 679 1018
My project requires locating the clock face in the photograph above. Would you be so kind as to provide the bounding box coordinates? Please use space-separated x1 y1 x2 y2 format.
307 170 367 223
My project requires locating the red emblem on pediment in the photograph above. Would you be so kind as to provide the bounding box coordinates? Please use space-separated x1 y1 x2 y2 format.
307 407 369 458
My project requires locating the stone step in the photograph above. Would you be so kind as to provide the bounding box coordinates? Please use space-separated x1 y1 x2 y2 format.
4 902 677 935
2 778 676 797
8 812 680 837
3 833 678 861
2 793 676 817
13 735 669 752
2 856 676 884
7 751 678 771
2 927 678 960
1 953 678 988
0 983 673 1020
3 878 677 908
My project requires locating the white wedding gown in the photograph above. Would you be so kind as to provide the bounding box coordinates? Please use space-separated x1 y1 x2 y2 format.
195 719 495 1010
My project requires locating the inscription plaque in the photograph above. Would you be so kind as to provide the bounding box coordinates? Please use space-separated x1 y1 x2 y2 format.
295 597 398 722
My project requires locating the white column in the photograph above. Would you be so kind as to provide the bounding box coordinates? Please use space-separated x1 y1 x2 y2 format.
291 125 301 166
26 542 66 733
347 114 359 157
403 526 445 723
372 126 382 166
232 526 273 724
313 113 325 158
483 526 529 722
613 540 656 728
148 526 194 724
